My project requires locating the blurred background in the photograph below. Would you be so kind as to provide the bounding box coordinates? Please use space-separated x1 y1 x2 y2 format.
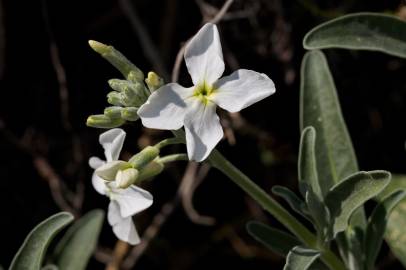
1 0 406 269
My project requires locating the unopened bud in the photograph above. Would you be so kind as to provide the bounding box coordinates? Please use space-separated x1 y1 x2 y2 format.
116 168 139 188
104 106 123 119
86 114 125 129
137 161 164 182
107 91 123 106
145 71 164 92
95 161 130 181
121 107 139 121
109 79 148 106
129 146 160 169
88 40 144 82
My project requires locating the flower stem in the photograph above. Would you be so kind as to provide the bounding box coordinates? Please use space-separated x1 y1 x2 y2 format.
158 153 188 164
154 137 183 149
170 129 345 270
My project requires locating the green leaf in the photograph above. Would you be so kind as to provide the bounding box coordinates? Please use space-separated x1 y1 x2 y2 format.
9 212 74 270
325 171 391 237
383 175 406 268
300 50 359 195
365 190 406 270
298 127 322 199
305 189 330 240
283 246 320 270
272 185 310 220
53 209 105 270
303 12 406 58
246 221 301 256
42 265 58 270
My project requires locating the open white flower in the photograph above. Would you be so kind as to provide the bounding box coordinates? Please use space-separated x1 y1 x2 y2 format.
138 23 275 161
89 128 153 245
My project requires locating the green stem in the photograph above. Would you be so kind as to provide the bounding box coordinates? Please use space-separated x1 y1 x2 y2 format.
154 137 183 149
171 130 345 270
158 153 188 164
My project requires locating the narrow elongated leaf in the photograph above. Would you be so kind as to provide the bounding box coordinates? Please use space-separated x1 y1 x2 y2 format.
42 265 58 270
365 190 406 270
272 185 310 220
298 127 322 199
383 175 406 268
283 246 320 270
9 212 74 270
303 13 406 58
300 50 359 196
305 189 330 240
247 221 301 256
53 209 104 270
325 171 390 237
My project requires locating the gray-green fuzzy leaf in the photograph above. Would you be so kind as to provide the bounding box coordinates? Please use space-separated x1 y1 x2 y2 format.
246 221 301 256
9 212 74 270
300 50 359 196
272 185 310 221
303 12 406 58
53 209 104 270
325 171 390 237
365 190 406 270
298 127 322 199
283 246 320 270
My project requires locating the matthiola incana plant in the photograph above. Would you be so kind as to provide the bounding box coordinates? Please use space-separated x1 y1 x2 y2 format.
10 12 406 270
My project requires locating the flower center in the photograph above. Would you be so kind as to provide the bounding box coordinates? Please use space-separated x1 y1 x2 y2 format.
193 82 214 104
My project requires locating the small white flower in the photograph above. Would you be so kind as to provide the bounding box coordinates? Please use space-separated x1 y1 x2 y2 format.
138 23 276 161
89 128 153 245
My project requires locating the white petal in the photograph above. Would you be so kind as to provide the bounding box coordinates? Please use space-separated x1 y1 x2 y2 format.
92 173 107 195
114 186 153 218
108 201 140 245
211 69 276 112
184 99 223 161
89 156 105 169
138 83 192 130
184 23 224 86
99 128 126 162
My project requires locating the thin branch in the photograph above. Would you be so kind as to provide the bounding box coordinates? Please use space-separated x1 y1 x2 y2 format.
118 0 170 80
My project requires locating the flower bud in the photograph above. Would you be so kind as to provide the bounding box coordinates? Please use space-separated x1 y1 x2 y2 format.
86 114 125 129
137 161 164 182
121 107 139 121
104 106 123 119
108 79 148 106
107 91 123 106
145 71 164 92
95 160 130 181
88 40 144 83
129 146 160 170
116 168 139 188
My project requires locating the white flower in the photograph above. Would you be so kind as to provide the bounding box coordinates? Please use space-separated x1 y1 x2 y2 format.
138 23 276 161
89 128 153 245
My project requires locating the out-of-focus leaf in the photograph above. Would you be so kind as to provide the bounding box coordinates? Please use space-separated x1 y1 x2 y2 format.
298 127 322 199
303 13 406 58
324 171 390 237
383 175 406 268
246 221 301 256
53 209 104 270
365 191 406 270
9 212 74 270
42 265 58 270
283 246 320 270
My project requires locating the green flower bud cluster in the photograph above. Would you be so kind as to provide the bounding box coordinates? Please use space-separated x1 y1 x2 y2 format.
95 146 164 189
86 40 164 129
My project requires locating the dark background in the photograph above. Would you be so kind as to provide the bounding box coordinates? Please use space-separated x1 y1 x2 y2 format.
1 0 406 269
